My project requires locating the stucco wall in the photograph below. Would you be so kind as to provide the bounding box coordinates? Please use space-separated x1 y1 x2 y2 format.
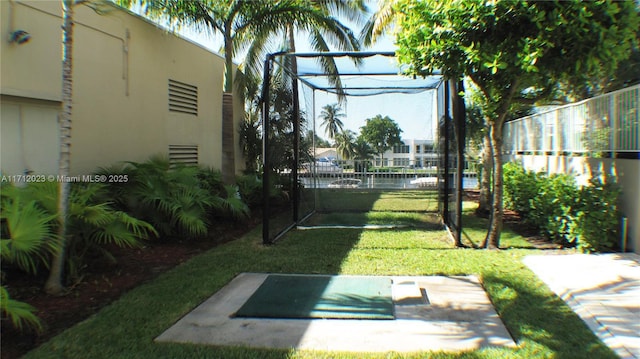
1 1 244 176
506 154 640 253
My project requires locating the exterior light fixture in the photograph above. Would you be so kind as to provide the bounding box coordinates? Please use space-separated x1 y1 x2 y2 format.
9 29 31 44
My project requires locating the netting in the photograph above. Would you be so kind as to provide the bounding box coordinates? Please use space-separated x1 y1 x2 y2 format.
260 52 465 244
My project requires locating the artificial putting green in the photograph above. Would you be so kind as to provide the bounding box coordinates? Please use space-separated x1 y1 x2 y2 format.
234 274 394 320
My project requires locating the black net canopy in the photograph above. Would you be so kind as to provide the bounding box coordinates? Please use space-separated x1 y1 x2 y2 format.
260 51 464 244
285 51 443 96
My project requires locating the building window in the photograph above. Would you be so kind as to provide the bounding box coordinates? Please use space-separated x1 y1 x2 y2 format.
415 145 421 154
168 79 198 115
393 158 410 167
169 144 198 166
393 144 410 153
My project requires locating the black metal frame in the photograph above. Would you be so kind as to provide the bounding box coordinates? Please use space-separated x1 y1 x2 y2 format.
260 51 465 245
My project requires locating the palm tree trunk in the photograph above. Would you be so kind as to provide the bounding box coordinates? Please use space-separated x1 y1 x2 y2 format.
288 25 300 223
221 30 235 184
45 0 74 295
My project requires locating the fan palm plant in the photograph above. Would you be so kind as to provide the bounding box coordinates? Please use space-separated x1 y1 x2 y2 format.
13 181 156 282
1 185 58 332
102 156 250 240
109 156 211 238
1 185 59 274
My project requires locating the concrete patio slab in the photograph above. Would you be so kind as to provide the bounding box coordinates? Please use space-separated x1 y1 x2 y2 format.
524 253 640 359
156 273 516 353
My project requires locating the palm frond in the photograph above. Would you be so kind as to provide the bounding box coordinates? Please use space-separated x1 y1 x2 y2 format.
360 0 397 47
1 193 58 274
0 286 43 333
309 30 347 101
211 185 250 220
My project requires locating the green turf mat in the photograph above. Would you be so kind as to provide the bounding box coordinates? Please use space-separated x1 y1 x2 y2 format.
234 274 394 320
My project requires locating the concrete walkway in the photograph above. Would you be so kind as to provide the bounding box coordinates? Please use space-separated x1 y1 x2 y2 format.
524 253 640 359
157 274 516 352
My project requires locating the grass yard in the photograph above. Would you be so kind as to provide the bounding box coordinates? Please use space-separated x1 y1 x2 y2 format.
23 191 616 359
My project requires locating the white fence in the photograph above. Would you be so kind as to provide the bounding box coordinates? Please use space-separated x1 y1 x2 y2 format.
504 85 639 155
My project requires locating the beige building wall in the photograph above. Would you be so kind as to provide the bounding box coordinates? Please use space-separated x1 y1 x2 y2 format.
1 1 244 176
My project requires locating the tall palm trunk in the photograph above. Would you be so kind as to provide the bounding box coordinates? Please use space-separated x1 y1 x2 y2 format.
221 28 235 184
45 0 74 295
288 25 301 222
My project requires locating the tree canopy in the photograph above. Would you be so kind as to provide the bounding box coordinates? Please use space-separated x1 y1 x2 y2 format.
359 115 403 161
395 0 639 248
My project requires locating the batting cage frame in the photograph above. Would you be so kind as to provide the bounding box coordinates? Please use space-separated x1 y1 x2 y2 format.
259 51 465 245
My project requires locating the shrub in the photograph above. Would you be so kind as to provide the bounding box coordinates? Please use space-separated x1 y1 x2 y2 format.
101 156 211 238
573 178 621 252
236 174 263 209
7 181 156 280
101 156 249 240
503 162 541 217
528 173 579 246
197 167 250 221
503 163 622 252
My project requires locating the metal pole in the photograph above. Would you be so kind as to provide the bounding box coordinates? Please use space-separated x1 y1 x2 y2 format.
262 55 272 245
442 80 450 225
291 56 300 224
455 80 466 244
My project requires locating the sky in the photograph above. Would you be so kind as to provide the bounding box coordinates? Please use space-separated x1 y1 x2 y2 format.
172 1 439 142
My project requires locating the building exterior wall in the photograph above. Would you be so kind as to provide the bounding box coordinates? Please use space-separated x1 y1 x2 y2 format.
506 154 640 254
381 139 437 168
1 1 244 176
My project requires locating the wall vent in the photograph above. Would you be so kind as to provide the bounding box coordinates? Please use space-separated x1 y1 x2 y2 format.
169 144 198 166
168 79 198 115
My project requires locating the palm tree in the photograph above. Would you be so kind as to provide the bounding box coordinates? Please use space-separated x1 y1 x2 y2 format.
319 103 346 140
45 0 75 295
352 135 375 172
335 129 356 160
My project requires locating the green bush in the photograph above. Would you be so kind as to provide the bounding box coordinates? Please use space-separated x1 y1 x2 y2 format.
100 156 249 240
528 173 579 246
503 162 541 217
573 178 621 252
236 175 263 209
503 162 622 252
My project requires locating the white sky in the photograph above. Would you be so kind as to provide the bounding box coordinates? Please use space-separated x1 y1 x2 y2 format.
172 1 437 142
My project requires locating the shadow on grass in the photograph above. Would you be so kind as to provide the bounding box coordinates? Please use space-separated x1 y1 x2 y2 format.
484 272 618 359
460 212 559 250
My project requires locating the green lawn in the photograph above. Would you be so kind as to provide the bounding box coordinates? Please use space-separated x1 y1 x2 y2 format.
24 191 615 359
